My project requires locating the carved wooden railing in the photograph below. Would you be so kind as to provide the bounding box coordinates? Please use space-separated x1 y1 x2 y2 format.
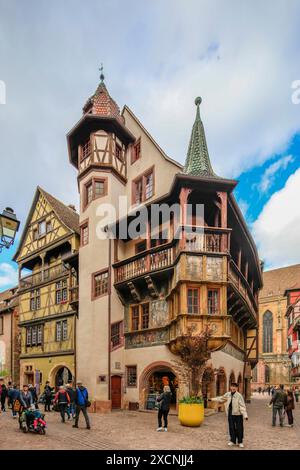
19 263 69 289
115 226 230 283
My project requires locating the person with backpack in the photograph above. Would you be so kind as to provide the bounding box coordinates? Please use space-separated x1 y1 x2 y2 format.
66 382 76 419
8 384 20 418
156 385 172 432
54 386 70 423
284 390 295 427
44 381 53 412
73 380 91 430
269 384 287 427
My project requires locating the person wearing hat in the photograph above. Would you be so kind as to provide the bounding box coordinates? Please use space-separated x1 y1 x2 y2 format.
210 382 248 448
73 380 91 430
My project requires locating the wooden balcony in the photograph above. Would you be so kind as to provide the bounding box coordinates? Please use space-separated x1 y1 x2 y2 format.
19 263 69 290
114 226 230 284
228 260 258 320
169 314 231 352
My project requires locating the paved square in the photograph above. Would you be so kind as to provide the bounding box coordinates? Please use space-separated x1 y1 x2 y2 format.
1 396 299 450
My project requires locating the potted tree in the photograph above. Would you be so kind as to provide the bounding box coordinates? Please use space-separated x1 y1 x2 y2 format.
169 326 212 427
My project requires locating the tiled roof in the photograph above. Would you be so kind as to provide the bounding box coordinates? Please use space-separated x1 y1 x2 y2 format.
184 97 219 178
260 264 300 298
39 187 79 235
82 79 124 125
0 287 19 312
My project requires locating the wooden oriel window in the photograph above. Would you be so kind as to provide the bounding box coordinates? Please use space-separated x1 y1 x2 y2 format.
0 316 3 335
131 303 150 331
80 137 91 162
126 365 137 387
80 221 89 246
55 279 68 304
187 287 200 314
131 138 141 164
92 269 109 299
30 289 40 311
111 321 123 349
131 305 140 331
207 289 219 315
141 303 150 329
132 167 155 204
84 177 107 209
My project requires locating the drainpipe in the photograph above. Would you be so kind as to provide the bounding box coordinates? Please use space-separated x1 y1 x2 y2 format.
108 237 112 402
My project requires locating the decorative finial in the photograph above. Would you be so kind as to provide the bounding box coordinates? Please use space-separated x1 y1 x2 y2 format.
99 63 105 82
195 96 202 106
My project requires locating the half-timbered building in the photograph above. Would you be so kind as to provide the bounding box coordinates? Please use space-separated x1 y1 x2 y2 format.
13 187 79 392
67 75 262 411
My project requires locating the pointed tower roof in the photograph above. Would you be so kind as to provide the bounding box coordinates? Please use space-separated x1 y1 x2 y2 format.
82 67 124 124
184 97 218 178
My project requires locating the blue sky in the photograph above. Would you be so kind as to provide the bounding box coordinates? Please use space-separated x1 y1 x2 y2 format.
1 0 300 289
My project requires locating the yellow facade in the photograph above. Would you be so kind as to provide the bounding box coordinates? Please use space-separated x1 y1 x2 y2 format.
15 187 79 392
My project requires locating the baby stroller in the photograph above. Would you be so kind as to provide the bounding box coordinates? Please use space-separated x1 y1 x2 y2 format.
19 406 47 435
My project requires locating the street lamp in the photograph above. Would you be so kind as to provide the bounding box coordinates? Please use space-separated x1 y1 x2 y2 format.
0 207 20 253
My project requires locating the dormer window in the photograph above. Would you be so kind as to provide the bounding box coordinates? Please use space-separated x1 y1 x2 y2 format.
131 138 141 164
80 138 91 162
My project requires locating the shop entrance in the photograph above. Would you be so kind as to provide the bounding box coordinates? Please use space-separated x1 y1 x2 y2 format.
146 370 178 410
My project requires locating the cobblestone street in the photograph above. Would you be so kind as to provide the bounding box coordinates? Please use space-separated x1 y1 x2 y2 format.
1 396 300 450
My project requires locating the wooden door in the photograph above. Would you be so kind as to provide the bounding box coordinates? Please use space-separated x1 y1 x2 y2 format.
111 375 122 409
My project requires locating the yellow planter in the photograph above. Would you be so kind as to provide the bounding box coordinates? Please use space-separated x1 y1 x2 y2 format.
178 403 204 427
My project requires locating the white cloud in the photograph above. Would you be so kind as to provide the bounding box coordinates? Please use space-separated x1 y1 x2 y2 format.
0 263 18 288
252 168 300 268
258 155 295 193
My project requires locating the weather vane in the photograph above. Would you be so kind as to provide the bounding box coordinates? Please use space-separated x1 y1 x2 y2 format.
99 63 105 82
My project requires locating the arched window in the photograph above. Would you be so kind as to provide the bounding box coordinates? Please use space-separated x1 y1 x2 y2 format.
263 311 273 353
265 365 270 383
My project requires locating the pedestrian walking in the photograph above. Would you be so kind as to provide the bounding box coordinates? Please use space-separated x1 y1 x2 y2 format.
156 385 172 432
284 390 295 427
73 380 91 429
258 387 262 394
28 384 38 409
8 384 20 418
269 384 286 427
210 382 248 448
1 383 8 411
54 386 70 423
66 382 76 419
294 387 299 403
44 381 53 412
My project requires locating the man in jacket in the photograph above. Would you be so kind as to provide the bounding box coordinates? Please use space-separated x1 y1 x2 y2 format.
8 384 20 418
44 381 53 412
20 384 33 409
269 384 286 427
66 382 76 419
210 382 248 448
54 386 70 423
73 380 91 430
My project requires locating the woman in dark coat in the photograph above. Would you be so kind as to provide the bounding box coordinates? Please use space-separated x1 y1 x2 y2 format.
156 385 172 432
285 390 295 427
1 384 7 411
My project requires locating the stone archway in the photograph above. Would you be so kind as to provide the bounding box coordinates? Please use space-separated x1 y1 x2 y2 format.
139 361 178 410
216 367 227 396
49 364 74 390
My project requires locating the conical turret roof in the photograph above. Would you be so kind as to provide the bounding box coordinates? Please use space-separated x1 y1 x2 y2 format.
184 97 218 178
